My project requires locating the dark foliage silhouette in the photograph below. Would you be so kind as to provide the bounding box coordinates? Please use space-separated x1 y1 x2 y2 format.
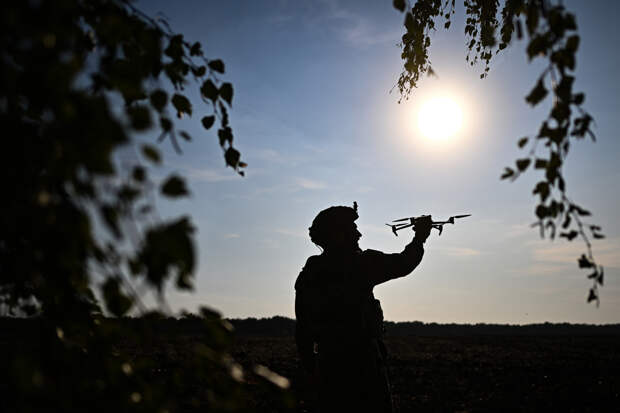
0 0 289 411
392 0 604 303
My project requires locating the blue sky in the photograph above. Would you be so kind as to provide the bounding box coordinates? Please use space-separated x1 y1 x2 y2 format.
134 0 620 323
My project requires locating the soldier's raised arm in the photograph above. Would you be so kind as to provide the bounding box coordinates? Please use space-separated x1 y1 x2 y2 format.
365 215 433 286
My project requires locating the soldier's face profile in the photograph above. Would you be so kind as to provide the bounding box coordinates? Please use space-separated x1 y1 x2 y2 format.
329 222 361 252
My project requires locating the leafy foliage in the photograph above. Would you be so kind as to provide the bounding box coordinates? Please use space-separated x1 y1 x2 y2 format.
0 0 287 410
393 0 603 304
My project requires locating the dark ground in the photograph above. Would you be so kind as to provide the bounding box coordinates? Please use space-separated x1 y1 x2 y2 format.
232 334 620 412
3 318 620 412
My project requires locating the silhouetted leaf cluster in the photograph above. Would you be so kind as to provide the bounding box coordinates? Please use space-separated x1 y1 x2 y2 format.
0 0 285 411
393 0 603 303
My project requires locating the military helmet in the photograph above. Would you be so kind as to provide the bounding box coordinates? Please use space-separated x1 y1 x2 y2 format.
309 202 358 249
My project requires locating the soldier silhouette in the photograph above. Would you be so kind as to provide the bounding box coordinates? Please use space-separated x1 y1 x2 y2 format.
295 203 432 413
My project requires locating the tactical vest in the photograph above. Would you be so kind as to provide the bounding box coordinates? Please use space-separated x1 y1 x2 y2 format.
296 252 385 346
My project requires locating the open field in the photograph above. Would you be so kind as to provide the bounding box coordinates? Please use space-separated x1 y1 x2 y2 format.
3 318 619 412
233 334 620 412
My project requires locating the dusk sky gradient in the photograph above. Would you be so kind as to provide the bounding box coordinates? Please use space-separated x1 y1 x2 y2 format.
133 0 620 324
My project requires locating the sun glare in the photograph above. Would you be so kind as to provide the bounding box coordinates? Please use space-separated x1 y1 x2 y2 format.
418 96 463 140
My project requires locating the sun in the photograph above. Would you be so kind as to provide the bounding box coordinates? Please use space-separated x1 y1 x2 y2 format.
418 96 463 140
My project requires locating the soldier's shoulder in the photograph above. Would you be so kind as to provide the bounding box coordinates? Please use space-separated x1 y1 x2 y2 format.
361 248 386 261
362 248 384 257
295 255 323 290
359 249 389 270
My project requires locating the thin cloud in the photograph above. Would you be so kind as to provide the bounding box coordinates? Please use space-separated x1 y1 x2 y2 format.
530 238 620 269
224 233 241 239
260 238 281 249
173 164 238 183
438 247 482 257
317 0 401 48
275 228 307 239
504 223 534 239
520 262 575 277
357 185 374 193
297 178 327 190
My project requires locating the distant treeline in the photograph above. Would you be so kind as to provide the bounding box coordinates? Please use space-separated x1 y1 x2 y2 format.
226 316 620 337
2 316 619 338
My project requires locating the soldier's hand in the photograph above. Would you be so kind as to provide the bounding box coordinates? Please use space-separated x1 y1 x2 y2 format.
413 215 432 243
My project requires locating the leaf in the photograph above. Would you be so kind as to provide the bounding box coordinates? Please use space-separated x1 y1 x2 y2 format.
132 166 146 182
578 254 593 268
100 205 121 239
533 181 550 202
534 158 548 169
535 204 548 219
201 115 215 130
190 42 202 56
192 65 206 77
128 105 151 130
559 230 578 241
526 3 539 35
137 217 195 291
161 175 189 197
587 288 597 303
224 147 240 168
160 116 172 131
177 273 193 290
555 75 574 102
254 365 290 389
572 93 584 105
165 34 184 59
179 130 191 141
142 144 161 164
219 82 233 105
393 0 406 12
444 21 451 29
218 127 233 147
526 34 547 59
566 35 579 52
118 184 140 203
525 77 548 105
150 90 168 112
102 278 133 317
500 167 514 180
201 79 218 101
516 158 531 172
171 94 192 117
208 59 225 73
518 137 529 148
598 267 604 286
551 103 570 122
570 204 591 216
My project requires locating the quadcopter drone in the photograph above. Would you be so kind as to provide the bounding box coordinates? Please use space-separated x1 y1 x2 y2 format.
386 214 471 236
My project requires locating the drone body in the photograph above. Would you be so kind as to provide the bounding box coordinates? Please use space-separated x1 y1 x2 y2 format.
386 214 471 236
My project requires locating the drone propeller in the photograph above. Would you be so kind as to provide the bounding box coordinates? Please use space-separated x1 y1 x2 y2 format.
392 214 431 224
452 214 471 219
385 223 399 236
